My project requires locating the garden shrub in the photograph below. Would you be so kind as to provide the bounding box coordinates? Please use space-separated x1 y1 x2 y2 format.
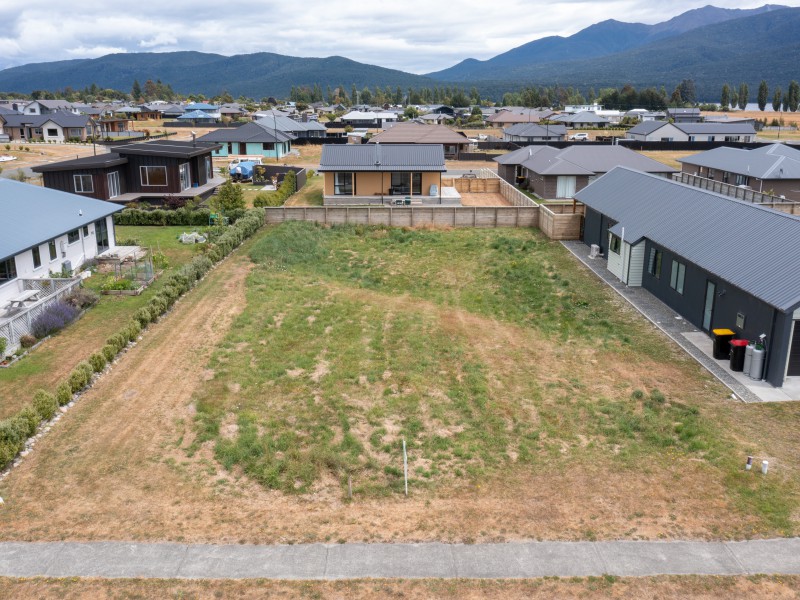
19 334 37 349
68 365 89 393
133 307 154 328
56 382 73 406
125 320 141 341
33 390 58 421
64 288 99 309
18 406 40 436
101 344 117 363
31 300 79 338
113 207 211 227
89 352 106 373
0 337 6 357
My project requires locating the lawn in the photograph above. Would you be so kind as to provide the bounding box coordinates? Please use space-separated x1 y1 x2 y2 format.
0 225 198 419
285 174 323 206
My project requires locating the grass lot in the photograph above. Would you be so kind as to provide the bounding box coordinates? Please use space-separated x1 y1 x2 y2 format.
285 174 323 206
0 226 197 419
638 150 701 170
2 575 800 599
2 224 798 545
187 222 797 535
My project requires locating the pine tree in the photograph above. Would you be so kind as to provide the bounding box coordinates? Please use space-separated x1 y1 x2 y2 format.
757 81 768 111
788 80 800 112
131 79 142 101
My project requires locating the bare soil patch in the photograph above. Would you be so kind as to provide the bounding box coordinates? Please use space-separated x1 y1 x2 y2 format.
459 192 510 206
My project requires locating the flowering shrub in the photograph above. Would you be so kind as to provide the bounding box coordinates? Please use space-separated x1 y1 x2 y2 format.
31 301 79 339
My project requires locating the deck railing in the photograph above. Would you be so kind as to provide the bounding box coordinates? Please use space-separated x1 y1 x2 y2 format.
0 278 82 352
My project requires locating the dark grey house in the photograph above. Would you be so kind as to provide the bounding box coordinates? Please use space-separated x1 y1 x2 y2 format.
577 167 800 388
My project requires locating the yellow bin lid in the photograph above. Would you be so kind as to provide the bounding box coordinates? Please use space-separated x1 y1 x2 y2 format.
712 328 735 335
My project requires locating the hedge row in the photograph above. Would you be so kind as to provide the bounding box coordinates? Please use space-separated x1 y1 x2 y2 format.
0 207 266 471
113 207 255 227
253 170 297 208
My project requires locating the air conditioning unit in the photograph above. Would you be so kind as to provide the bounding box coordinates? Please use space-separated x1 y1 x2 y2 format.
589 244 600 259
62 260 72 274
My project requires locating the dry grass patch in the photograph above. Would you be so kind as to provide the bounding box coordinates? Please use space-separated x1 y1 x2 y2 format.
2 575 800 599
638 150 701 170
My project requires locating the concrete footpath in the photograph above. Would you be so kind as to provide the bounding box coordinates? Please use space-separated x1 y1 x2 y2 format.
1 539 800 579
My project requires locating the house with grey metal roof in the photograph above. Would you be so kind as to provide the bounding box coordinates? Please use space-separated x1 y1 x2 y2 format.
626 121 756 142
549 111 611 128
0 180 122 350
318 143 455 205
666 107 702 123
502 123 567 143
678 144 800 201
494 144 676 199
1 112 92 142
32 140 224 204
196 121 295 160
577 167 800 388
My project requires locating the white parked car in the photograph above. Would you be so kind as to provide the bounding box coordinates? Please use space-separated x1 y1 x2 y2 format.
569 133 589 141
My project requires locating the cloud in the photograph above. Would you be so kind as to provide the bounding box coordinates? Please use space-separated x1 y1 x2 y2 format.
0 0 798 73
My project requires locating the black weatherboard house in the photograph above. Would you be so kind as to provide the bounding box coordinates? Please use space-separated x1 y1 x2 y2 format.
576 167 800 388
32 140 224 204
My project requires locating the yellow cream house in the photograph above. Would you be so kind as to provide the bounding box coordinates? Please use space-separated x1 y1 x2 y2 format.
319 143 450 205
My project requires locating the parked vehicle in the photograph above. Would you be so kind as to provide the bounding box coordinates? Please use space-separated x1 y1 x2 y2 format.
569 133 589 141
228 157 263 171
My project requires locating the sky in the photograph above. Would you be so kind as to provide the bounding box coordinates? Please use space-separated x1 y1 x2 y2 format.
0 1 797 74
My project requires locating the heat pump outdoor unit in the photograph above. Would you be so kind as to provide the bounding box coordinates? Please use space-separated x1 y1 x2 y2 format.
589 244 600 259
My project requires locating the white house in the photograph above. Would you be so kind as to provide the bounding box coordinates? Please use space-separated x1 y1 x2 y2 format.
626 121 756 142
0 179 121 312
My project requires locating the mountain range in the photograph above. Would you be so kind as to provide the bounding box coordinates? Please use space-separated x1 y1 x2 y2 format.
0 4 796 100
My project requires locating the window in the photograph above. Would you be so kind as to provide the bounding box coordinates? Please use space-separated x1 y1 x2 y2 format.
735 174 749 186
688 136 695 142
724 136 740 142
722 171 730 184
707 136 714 142
609 234 621 255
67 229 80 244
47 128 58 137
205 156 213 181
262 142 275 151
32 246 41 269
647 247 662 278
83 225 89 236
670 260 686 294
140 165 168 186
107 171 120 198
334 172 353 195
48 240 57 261
74 174 93 193
33 127 42 135
0 257 17 283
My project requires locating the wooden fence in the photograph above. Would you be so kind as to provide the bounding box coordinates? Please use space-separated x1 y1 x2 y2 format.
264 206 539 228
538 204 584 240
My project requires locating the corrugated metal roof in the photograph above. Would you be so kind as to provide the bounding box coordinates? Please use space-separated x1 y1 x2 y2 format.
574 167 800 312
32 153 128 173
116 140 222 158
319 144 445 172
368 123 469 145
0 180 122 262
196 121 295 144
495 145 677 176
675 122 756 135
627 121 668 136
503 123 568 137
679 144 800 179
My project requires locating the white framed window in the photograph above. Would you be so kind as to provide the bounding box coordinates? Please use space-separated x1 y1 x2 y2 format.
107 171 120 198
67 229 80 244
140 165 168 186
74 174 94 193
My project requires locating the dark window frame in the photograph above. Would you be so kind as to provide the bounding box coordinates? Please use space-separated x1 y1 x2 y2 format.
0 257 17 283
32 246 41 269
334 172 353 195
67 229 80 244
670 259 686 295
647 247 662 278
48 240 57 261
609 234 621 255
140 165 168 187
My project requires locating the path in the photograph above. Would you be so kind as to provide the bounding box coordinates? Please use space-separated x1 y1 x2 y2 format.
1 539 799 579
